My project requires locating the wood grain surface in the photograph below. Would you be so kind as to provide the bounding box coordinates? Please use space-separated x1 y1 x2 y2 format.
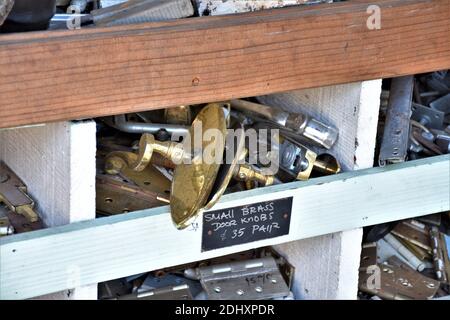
0 0 449 128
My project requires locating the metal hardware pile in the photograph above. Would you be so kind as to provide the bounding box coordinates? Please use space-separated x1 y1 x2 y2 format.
96 100 340 229
98 247 295 300
378 70 450 166
359 213 450 300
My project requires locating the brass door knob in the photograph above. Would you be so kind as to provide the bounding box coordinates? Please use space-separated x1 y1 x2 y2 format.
203 121 275 211
233 164 274 186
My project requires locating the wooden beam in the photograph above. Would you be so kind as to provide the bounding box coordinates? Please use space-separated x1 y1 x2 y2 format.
1 155 448 299
0 0 449 129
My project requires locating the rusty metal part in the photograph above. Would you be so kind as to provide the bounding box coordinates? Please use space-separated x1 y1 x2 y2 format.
430 93 450 115
379 76 413 166
411 103 445 130
443 233 450 285
412 128 443 155
96 174 168 216
397 237 431 261
359 242 378 271
417 213 442 227
0 162 39 223
230 99 338 149
431 129 450 154
358 243 439 300
391 220 432 252
430 226 449 284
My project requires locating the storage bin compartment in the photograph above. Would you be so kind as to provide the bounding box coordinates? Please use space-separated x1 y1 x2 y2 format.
1 75 448 300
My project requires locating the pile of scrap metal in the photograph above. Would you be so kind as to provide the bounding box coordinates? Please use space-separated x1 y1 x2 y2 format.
99 247 296 300
96 100 340 229
378 70 450 166
359 213 450 300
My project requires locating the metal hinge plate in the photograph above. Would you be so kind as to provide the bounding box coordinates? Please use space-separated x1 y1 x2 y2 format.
196 257 290 300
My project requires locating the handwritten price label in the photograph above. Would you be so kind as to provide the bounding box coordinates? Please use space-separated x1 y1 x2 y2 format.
201 197 292 251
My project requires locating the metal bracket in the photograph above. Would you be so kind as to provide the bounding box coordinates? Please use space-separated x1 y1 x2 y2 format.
0 162 39 223
193 257 290 300
430 93 450 115
379 76 413 166
412 103 445 129
96 173 169 216
359 243 440 300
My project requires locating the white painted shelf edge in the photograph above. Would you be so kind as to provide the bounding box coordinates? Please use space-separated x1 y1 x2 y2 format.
1 154 449 299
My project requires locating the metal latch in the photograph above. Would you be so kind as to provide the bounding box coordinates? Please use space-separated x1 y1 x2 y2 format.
0 162 39 223
378 76 413 166
186 257 290 300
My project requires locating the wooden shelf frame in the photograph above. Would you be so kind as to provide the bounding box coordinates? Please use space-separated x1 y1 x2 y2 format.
1 154 448 299
0 0 449 129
